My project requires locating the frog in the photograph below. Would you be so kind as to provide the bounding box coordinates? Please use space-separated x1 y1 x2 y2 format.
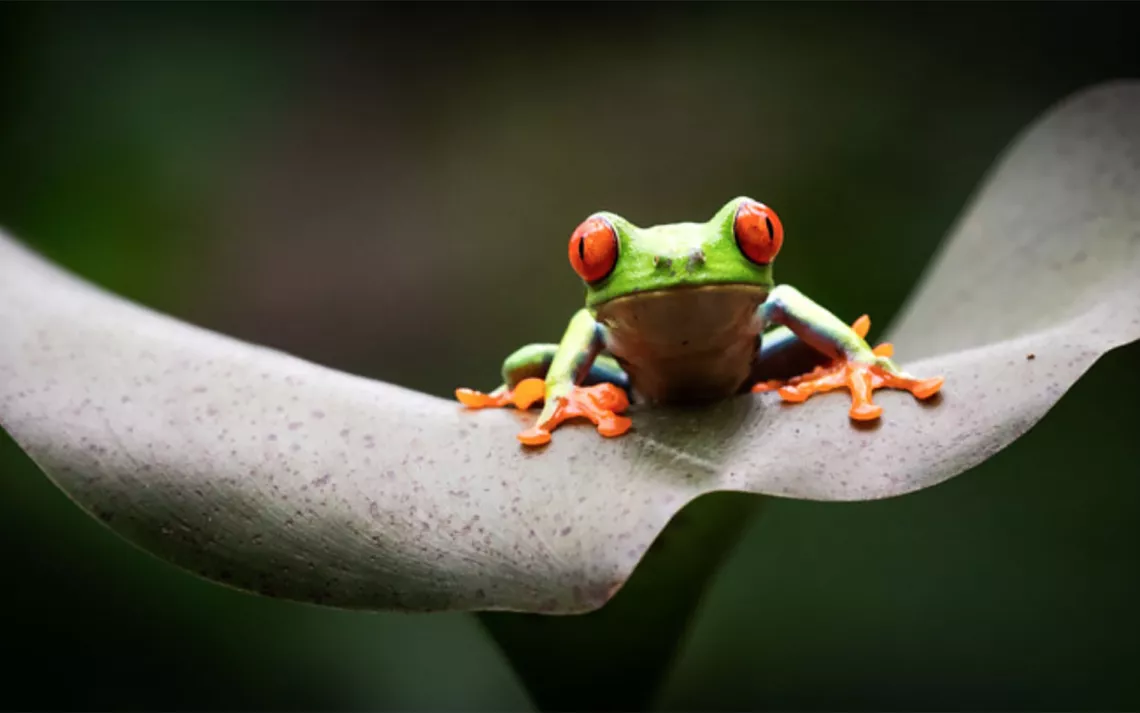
456 196 943 446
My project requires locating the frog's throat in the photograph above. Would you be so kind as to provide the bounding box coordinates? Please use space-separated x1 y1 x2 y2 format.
591 283 770 404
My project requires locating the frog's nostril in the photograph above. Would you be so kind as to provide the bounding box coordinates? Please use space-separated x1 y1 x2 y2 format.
652 255 673 271
686 249 706 271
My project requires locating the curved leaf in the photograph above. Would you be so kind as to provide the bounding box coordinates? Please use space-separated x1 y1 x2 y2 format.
1 81 1138 614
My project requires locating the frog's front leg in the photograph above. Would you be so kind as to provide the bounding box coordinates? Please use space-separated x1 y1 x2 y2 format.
455 309 632 446
751 285 943 420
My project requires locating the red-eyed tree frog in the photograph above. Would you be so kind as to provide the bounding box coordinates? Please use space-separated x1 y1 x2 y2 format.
457 197 943 446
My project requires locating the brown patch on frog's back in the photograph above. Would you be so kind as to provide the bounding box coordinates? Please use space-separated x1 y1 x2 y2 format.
595 284 769 404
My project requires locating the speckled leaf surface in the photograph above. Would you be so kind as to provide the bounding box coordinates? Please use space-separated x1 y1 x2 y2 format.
1 81 1138 614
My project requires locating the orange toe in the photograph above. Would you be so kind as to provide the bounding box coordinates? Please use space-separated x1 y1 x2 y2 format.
849 401 884 421
509 378 547 409
751 379 784 394
909 376 944 400
517 426 552 446
456 387 503 408
596 413 633 438
776 384 811 402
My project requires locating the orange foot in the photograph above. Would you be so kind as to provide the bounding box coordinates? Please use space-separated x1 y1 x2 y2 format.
751 315 944 421
456 378 632 446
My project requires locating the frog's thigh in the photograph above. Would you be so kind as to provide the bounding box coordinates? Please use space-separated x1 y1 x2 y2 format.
500 343 629 390
501 344 559 386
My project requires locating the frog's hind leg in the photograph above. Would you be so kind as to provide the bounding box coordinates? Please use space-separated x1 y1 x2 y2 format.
455 343 629 410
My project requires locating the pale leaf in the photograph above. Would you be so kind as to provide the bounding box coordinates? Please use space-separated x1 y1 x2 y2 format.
2 81 1138 614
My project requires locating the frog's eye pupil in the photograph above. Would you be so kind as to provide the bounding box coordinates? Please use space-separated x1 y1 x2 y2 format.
569 216 618 283
734 199 784 265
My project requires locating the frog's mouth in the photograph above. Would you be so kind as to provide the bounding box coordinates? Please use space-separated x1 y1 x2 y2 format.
594 283 770 352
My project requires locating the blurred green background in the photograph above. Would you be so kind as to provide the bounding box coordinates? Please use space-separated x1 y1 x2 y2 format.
2 2 1139 709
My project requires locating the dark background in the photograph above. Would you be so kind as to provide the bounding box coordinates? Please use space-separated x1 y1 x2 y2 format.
1 2 1139 709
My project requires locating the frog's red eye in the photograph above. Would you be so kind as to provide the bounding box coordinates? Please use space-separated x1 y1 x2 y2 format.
568 216 618 283
733 199 783 265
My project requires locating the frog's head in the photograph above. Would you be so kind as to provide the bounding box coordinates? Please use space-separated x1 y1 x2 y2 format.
570 196 782 310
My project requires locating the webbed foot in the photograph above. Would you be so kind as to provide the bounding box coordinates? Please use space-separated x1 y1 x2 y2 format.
456 379 632 446
518 383 632 446
752 315 944 421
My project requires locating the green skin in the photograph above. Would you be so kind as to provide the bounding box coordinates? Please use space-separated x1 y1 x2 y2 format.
490 196 917 432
